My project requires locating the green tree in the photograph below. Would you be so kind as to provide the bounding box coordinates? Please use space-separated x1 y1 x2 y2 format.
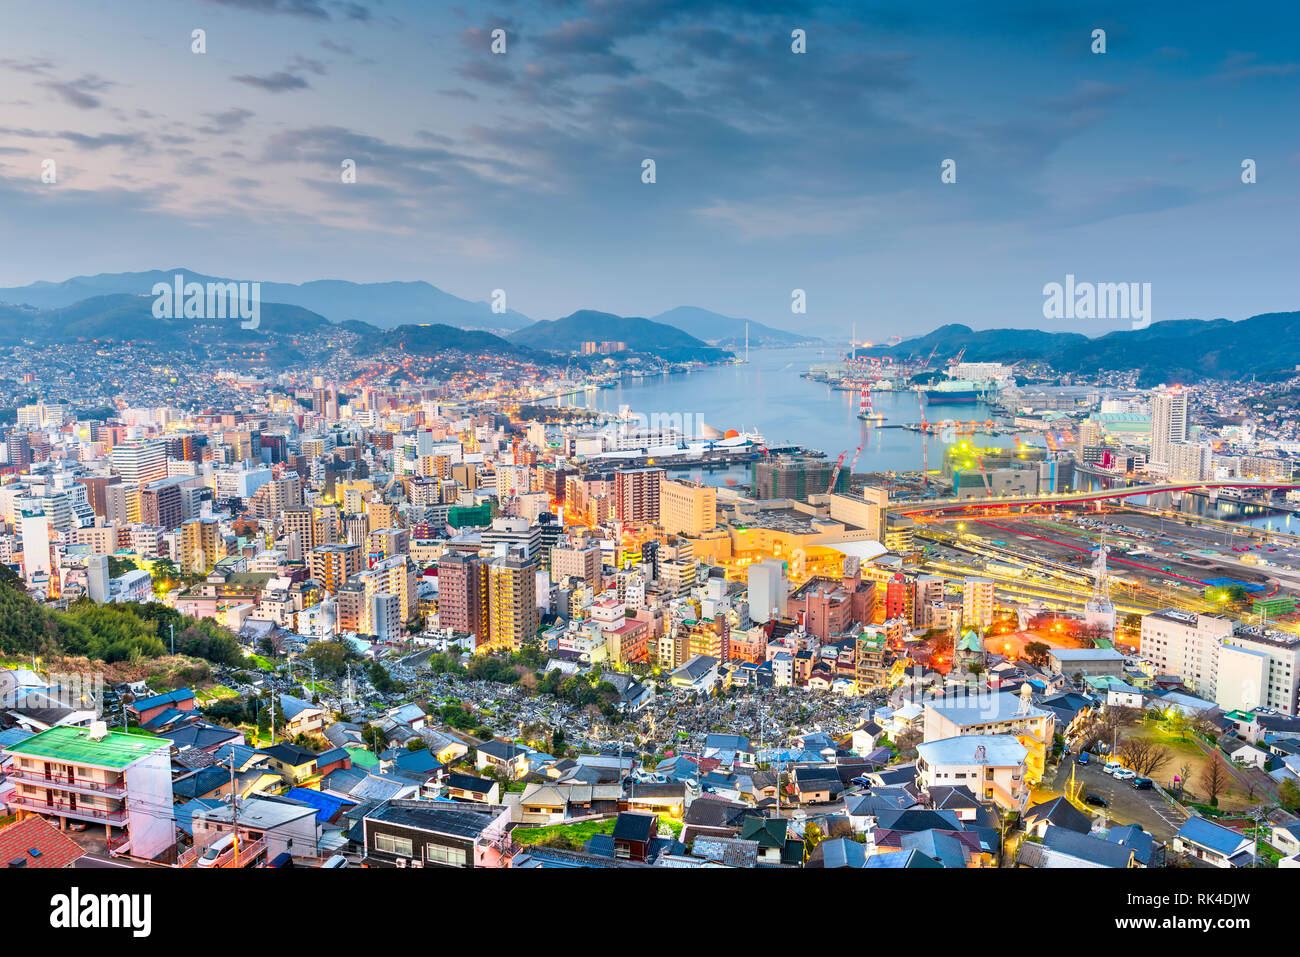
1278 778 1300 814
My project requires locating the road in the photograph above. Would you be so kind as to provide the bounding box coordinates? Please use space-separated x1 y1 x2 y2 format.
1034 758 1189 843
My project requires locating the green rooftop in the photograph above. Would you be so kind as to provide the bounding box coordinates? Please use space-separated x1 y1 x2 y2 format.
4 725 170 770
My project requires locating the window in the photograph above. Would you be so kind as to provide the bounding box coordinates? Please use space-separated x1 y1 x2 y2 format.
426 843 468 866
376 833 414 857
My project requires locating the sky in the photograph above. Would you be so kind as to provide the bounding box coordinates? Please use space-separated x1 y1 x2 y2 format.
0 0 1297 339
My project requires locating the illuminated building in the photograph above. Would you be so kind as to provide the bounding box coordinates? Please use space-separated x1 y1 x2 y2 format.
613 467 664 524
658 478 717 536
962 577 995 629
309 542 364 594
180 517 222 574
488 555 538 651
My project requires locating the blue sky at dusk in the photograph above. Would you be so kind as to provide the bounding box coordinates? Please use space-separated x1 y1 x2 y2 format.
0 0 1297 338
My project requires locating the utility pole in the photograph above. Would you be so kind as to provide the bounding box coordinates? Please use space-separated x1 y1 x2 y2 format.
228 754 239 867
170 622 175 656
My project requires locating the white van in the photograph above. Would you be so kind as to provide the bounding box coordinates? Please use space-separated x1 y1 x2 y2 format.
196 833 236 868
321 854 348 869
1103 760 1123 775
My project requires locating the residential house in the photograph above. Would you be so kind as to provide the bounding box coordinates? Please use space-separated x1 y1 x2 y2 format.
1173 818 1254 868
361 799 511 868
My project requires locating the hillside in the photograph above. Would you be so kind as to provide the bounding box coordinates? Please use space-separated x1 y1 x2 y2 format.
0 269 533 332
869 313 1300 385
0 293 333 345
352 323 547 362
650 306 817 347
509 310 732 362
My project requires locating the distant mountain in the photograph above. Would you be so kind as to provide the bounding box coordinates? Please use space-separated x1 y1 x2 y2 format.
0 293 550 368
508 309 732 362
0 269 533 332
352 323 545 362
868 323 1090 363
649 306 818 347
870 313 1300 385
0 293 333 345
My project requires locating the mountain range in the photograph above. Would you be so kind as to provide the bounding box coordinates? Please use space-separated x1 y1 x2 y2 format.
0 269 813 345
869 313 1300 385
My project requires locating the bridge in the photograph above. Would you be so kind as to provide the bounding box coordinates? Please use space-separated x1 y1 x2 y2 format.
895 481 1300 516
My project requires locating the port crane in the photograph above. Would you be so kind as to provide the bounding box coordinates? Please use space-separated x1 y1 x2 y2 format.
827 444 862 494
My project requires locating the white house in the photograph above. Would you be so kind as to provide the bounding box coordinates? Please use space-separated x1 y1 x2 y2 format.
916 734 1029 813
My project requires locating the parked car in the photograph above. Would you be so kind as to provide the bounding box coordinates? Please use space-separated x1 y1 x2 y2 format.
196 833 236 868
1083 793 1109 808
1131 777 1154 790
1075 752 1090 765
1113 768 1137 781
1103 761 1123 775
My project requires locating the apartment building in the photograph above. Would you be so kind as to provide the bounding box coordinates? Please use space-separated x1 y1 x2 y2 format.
487 555 538 651
923 688 1054 785
962 577 996 629
3 724 175 860
916 734 1029 813
613 467 664 524
1139 609 1235 701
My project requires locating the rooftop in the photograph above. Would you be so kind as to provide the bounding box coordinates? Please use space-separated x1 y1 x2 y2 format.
3 725 169 770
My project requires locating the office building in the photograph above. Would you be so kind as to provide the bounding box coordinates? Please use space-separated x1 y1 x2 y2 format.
658 479 717 536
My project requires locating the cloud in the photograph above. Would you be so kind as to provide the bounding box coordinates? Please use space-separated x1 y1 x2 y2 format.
232 71 311 92
199 0 332 19
198 108 255 134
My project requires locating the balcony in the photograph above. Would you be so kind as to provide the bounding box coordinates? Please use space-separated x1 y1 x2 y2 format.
5 765 127 796
10 793 127 824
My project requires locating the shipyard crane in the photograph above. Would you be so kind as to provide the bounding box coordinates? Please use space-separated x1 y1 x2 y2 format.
847 443 863 478
826 447 856 495
922 343 940 372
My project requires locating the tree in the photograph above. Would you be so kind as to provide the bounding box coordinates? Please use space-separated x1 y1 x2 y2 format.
1278 778 1300 814
1200 755 1230 807
1023 641 1051 667
1118 737 1171 778
803 821 825 860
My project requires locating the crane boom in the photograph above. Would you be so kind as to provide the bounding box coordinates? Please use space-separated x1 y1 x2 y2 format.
827 449 848 494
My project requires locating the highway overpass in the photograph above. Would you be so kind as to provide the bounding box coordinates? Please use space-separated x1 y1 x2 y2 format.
895 481 1300 516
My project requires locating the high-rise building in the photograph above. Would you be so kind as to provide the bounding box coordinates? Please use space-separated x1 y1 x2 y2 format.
1139 609 1234 701
550 542 602 588
111 441 168 486
613 468 664 524
1149 388 1188 475
747 558 789 624
1168 442 1211 482
19 509 51 586
180 517 222 574
283 506 315 554
488 555 538 651
751 456 848 501
962 577 995 629
141 477 186 531
309 543 364 594
658 479 717 536
438 552 488 645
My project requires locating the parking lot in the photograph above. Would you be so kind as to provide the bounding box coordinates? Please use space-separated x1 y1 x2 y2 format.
1035 756 1189 842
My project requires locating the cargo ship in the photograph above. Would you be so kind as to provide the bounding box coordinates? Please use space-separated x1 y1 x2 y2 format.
919 377 989 404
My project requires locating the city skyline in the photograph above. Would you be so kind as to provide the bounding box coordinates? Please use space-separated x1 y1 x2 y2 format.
0 0 1297 337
